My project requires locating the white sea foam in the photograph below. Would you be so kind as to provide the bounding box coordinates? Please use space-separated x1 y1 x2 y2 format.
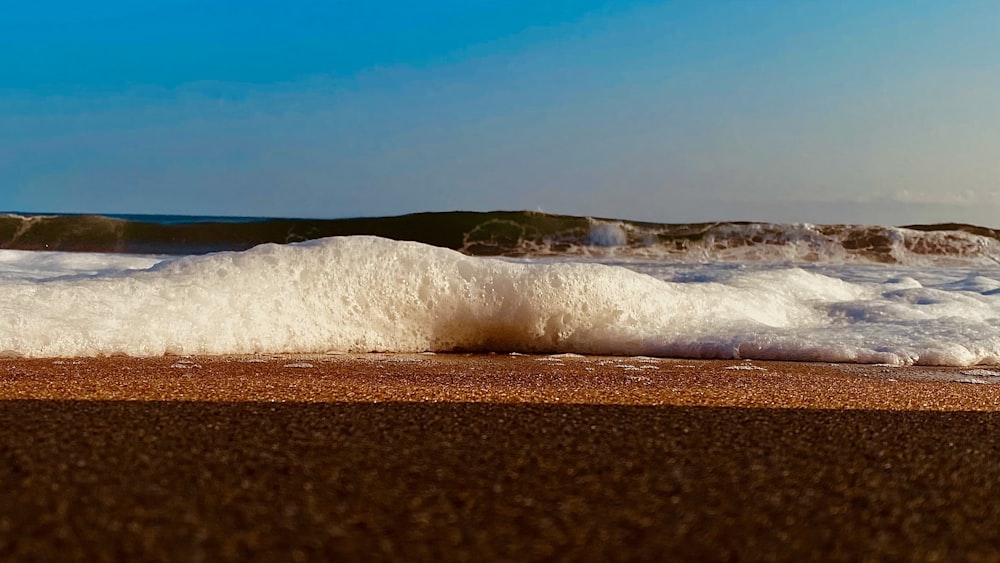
1 236 999 365
0 249 164 281
587 220 628 247
579 219 1000 266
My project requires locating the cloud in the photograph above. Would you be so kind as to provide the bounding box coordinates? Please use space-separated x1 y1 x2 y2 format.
881 189 1000 207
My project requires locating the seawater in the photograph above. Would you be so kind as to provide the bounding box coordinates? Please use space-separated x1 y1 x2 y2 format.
4 210 1000 263
1 235 999 365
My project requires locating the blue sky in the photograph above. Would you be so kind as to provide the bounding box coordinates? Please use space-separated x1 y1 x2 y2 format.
2 0 998 225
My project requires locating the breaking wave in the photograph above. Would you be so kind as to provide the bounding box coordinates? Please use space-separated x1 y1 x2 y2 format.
2 211 999 265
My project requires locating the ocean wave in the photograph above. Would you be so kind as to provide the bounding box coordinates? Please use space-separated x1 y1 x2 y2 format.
2 211 999 265
1 236 999 364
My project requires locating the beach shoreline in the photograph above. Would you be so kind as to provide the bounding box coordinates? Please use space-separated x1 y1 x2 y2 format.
2 353 999 409
2 354 1000 561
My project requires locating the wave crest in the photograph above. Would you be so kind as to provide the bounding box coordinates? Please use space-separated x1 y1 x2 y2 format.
2 211 998 265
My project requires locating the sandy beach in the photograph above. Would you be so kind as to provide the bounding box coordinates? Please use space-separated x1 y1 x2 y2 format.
2 354 1000 561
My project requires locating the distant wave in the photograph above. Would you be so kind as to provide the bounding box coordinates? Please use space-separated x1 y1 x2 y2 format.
2 211 999 265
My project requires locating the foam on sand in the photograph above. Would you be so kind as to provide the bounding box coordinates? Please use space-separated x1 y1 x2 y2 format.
0 236 999 365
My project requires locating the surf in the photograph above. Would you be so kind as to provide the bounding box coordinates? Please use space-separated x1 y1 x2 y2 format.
3 211 999 265
0 235 998 365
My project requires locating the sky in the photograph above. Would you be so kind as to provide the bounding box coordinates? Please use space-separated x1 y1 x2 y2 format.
1 0 998 225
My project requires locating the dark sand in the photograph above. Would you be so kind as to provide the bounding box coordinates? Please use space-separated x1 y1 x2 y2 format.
2 355 1000 561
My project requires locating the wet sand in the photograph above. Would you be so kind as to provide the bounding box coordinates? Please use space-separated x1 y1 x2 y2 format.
2 355 1000 561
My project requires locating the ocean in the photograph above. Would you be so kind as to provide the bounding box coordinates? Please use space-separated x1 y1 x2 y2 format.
2 210 1000 366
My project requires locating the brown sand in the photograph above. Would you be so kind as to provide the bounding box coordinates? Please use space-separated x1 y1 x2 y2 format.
2 355 1000 561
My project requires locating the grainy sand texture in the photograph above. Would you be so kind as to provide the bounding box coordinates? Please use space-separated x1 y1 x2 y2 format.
2 354 1000 562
